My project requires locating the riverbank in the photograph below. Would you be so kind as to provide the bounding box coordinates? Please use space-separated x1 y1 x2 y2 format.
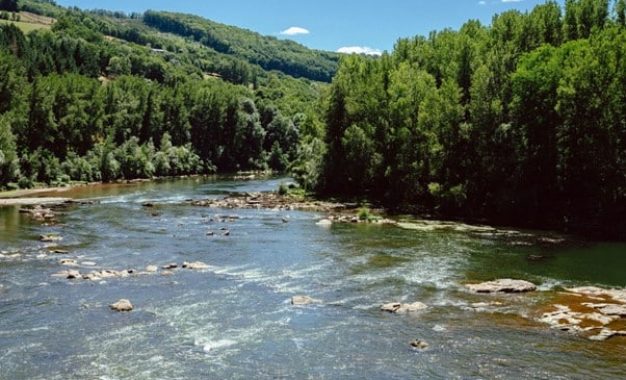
0 172 276 206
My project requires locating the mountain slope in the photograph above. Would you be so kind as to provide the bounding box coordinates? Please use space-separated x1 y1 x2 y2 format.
142 10 340 82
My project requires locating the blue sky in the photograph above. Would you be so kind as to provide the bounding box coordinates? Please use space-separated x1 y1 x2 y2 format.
56 0 564 54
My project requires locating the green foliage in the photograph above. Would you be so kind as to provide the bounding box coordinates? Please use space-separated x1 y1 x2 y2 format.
357 207 374 222
0 0 325 189
278 182 289 196
318 0 626 236
142 10 339 82
0 114 18 186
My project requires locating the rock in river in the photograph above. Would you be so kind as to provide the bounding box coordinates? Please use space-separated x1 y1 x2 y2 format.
410 339 429 350
291 295 321 305
40 234 63 242
146 265 158 273
596 304 626 317
381 302 428 313
110 299 133 312
466 279 537 293
182 261 209 270
589 329 626 342
59 258 78 267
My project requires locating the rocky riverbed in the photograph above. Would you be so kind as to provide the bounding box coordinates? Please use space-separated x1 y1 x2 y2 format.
0 177 624 379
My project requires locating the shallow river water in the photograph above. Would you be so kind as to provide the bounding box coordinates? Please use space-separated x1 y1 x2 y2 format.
0 178 625 379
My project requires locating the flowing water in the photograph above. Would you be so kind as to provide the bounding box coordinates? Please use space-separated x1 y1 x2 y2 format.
0 178 625 379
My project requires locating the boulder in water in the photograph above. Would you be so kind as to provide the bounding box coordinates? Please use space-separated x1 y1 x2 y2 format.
291 295 321 305
596 304 626 317
589 329 626 341
40 234 63 242
466 279 537 293
59 258 78 267
381 302 428 313
409 339 429 350
146 265 158 273
182 261 209 270
162 263 178 270
110 299 133 312
316 219 332 227
66 270 81 279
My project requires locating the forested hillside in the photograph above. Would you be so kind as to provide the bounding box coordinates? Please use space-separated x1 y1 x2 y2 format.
314 0 626 236
0 0 328 189
142 11 339 82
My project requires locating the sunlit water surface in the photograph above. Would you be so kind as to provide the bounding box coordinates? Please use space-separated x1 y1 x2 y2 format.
0 178 624 379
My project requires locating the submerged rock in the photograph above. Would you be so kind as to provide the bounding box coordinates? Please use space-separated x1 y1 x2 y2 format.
20 206 56 222
162 263 178 270
291 295 321 305
589 329 626 342
466 279 537 293
110 299 133 312
470 301 505 310
566 286 626 304
49 249 69 254
381 302 428 313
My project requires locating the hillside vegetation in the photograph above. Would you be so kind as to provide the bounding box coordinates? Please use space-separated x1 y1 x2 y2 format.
0 0 329 190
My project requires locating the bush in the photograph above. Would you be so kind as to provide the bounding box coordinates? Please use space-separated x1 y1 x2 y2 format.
62 152 94 182
17 175 33 189
278 182 288 196
357 207 372 222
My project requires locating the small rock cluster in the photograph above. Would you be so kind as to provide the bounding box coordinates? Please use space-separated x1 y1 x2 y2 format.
190 192 345 213
52 261 211 282
538 287 626 341
19 205 56 222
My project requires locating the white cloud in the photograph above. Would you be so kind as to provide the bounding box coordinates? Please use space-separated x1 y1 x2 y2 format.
478 1 487 5
336 46 383 56
280 26 310 36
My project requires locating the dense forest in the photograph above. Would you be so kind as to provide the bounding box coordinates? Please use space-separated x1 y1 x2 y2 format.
2 0 626 237
0 0 327 189
313 0 626 236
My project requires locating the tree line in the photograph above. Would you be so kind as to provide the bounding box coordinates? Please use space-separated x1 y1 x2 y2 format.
314 0 626 236
0 19 316 189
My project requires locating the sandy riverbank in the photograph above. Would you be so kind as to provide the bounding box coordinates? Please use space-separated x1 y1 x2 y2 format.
0 186 79 206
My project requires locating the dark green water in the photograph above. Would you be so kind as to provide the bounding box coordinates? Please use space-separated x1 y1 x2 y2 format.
0 178 624 379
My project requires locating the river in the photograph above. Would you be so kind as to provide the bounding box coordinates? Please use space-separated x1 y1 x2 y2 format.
0 177 624 379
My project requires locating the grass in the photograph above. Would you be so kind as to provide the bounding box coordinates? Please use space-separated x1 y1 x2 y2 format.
0 12 54 33
0 19 51 33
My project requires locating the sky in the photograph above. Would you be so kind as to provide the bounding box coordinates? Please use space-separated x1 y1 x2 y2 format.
55 0 564 54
